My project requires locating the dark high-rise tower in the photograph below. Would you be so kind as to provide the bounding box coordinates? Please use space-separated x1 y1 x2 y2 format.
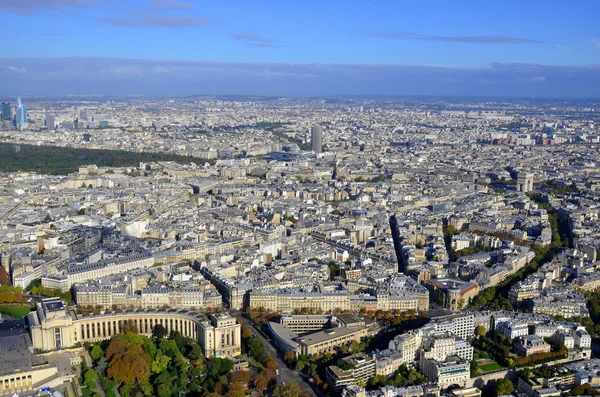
1 102 10 121
311 125 323 154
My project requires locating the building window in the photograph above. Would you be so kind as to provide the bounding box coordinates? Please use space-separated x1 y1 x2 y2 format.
55 328 62 349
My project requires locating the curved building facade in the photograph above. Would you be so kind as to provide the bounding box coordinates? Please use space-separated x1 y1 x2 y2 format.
28 298 241 357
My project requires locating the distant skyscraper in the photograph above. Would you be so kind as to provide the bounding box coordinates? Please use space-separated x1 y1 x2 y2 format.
311 125 323 154
16 97 27 128
1 102 10 121
79 109 88 121
45 114 55 130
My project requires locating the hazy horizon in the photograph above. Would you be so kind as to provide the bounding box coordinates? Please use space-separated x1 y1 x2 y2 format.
1 0 599 97
2 57 600 98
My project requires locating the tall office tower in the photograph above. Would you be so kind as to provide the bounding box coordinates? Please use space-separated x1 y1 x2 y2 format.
15 97 27 128
1 102 10 121
79 109 88 121
311 125 323 154
45 114 55 130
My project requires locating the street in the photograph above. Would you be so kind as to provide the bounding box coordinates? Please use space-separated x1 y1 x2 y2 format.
232 312 318 397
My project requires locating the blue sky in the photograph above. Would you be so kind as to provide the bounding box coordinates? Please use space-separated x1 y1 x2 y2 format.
1 0 599 96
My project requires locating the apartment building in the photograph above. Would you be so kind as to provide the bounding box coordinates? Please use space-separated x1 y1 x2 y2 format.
326 353 377 392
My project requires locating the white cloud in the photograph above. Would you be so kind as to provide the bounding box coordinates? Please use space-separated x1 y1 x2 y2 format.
104 65 144 77
6 66 26 73
529 76 546 82
593 38 600 48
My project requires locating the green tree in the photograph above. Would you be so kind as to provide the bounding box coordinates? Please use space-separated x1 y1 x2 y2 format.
83 368 99 388
169 330 186 352
152 324 168 339
470 359 479 377
151 350 171 374
368 375 388 389
142 337 157 359
475 325 486 337
158 338 180 358
273 381 303 397
186 340 203 360
156 382 172 397
495 379 514 396
206 357 234 378
247 337 266 362
25 278 42 291
90 345 104 361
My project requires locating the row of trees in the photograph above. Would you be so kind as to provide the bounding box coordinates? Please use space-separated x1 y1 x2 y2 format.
0 266 8 285
365 364 427 390
246 307 280 324
469 202 567 310
536 180 579 195
583 291 600 336
512 350 568 367
30 284 74 305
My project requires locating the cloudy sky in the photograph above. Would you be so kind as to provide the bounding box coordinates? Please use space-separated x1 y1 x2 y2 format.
1 0 599 97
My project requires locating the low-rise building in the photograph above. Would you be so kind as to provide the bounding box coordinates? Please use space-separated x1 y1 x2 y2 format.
496 321 529 339
420 355 469 389
514 335 551 357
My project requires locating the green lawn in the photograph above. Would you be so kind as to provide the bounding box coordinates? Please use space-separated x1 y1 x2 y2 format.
78 377 92 397
478 362 503 372
0 304 32 318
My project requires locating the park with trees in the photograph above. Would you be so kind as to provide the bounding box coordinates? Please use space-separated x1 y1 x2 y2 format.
81 320 307 397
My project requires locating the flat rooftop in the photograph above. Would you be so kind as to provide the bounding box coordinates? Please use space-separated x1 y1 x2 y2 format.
336 313 362 325
42 298 65 313
0 320 41 377
295 325 365 346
